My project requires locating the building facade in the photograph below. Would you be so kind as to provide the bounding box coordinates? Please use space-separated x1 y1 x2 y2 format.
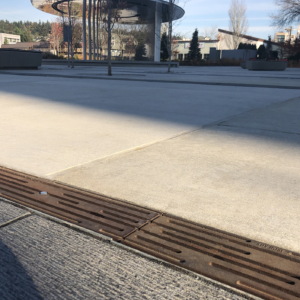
172 39 219 61
0 33 21 48
173 29 286 61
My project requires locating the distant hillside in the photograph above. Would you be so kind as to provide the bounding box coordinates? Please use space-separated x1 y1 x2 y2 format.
0 20 51 42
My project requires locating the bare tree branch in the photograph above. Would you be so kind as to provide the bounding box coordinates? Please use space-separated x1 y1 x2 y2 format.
271 0 300 27
228 0 248 49
203 26 218 39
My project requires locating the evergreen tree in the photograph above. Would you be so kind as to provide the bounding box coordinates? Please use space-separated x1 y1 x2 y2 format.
21 29 32 42
257 44 266 59
187 29 201 61
14 27 22 35
135 43 146 61
0 19 50 40
160 32 169 61
238 42 256 50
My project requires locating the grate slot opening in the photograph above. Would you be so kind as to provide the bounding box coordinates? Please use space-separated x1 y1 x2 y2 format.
157 222 300 264
210 262 300 298
0 181 35 195
161 225 251 255
141 229 298 284
58 201 138 228
0 173 28 183
63 192 152 215
136 235 182 254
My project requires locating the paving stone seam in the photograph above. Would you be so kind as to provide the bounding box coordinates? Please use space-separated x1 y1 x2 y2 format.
0 196 261 300
47 96 300 178
0 211 31 228
211 96 300 129
217 124 300 136
1 71 300 90
45 127 205 177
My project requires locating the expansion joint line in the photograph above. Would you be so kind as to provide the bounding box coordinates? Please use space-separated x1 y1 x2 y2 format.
0 212 31 229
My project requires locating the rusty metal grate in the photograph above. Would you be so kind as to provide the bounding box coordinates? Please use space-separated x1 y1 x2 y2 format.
1 166 300 300
124 215 300 300
0 167 159 239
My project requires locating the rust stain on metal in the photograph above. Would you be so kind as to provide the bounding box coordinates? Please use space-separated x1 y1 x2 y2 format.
1 166 300 300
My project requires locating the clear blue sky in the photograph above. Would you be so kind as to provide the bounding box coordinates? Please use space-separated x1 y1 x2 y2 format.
0 0 282 40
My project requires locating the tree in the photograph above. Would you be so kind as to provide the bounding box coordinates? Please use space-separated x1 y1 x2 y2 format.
4 37 9 45
161 32 169 61
257 44 267 59
21 29 32 42
113 23 128 58
203 26 218 39
228 0 248 49
102 0 126 75
161 0 188 72
70 17 83 54
135 43 146 60
280 38 300 59
238 42 256 50
288 38 300 60
39 22 48 40
49 21 63 55
271 0 300 27
124 37 135 58
187 29 201 61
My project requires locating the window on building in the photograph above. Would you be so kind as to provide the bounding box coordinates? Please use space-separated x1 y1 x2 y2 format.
204 54 209 60
111 37 115 46
178 54 183 61
276 35 285 43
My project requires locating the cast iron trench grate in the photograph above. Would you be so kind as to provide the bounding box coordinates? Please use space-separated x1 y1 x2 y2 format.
1 166 300 300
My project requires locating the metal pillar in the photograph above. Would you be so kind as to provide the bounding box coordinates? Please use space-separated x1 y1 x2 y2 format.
82 0 86 60
93 0 96 60
88 0 92 60
154 2 162 62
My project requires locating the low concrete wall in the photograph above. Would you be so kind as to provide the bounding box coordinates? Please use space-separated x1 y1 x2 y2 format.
240 62 246 69
222 49 257 60
246 60 287 71
42 59 179 68
0 49 42 69
209 48 257 62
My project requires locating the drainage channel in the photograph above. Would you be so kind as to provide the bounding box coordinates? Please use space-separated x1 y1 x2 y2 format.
0 166 299 300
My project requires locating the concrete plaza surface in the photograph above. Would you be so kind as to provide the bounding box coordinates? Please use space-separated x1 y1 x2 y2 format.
0 65 299 299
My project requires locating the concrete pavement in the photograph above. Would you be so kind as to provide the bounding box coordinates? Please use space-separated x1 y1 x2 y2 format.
3 65 300 88
0 65 300 299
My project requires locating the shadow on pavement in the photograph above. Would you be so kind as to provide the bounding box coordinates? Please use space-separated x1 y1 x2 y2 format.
0 72 300 148
0 239 43 300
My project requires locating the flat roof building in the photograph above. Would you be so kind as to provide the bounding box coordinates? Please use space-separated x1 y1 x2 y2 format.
0 33 21 48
